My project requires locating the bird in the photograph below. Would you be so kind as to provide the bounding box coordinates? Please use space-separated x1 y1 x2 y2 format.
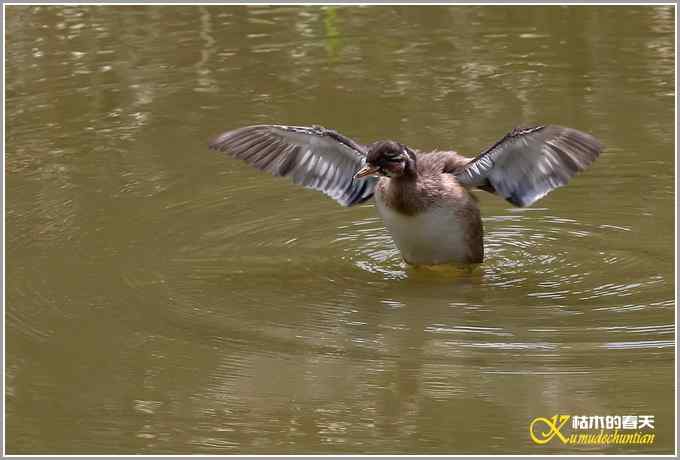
208 124 603 265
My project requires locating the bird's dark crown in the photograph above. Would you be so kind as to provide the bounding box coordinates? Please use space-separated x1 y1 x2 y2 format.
367 141 412 165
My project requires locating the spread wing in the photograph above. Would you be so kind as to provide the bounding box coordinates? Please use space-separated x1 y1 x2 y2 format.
209 125 377 207
454 125 603 207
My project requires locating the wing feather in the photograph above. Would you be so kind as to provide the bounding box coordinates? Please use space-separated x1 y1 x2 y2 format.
455 125 603 207
209 125 376 206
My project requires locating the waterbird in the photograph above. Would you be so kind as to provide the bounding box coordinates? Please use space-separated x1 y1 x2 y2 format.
209 124 602 265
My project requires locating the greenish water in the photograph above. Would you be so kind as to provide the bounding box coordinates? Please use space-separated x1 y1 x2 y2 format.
5 5 675 454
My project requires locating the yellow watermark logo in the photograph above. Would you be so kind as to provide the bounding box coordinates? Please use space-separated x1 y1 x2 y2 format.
530 415 571 444
530 414 656 446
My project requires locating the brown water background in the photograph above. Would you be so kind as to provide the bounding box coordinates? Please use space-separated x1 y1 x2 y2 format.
5 5 675 454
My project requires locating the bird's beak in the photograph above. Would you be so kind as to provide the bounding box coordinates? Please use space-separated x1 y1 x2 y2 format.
354 164 380 179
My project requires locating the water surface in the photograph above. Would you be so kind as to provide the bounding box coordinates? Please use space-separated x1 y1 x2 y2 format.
5 5 675 454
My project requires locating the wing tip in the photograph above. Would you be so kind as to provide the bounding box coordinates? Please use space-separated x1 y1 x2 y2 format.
208 134 227 150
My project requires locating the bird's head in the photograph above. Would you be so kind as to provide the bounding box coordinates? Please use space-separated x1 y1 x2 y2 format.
354 141 416 179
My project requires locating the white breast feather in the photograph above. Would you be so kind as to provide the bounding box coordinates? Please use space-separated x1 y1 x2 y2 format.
374 190 470 265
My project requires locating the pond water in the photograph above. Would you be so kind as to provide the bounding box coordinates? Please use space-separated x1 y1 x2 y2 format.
5 5 675 454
